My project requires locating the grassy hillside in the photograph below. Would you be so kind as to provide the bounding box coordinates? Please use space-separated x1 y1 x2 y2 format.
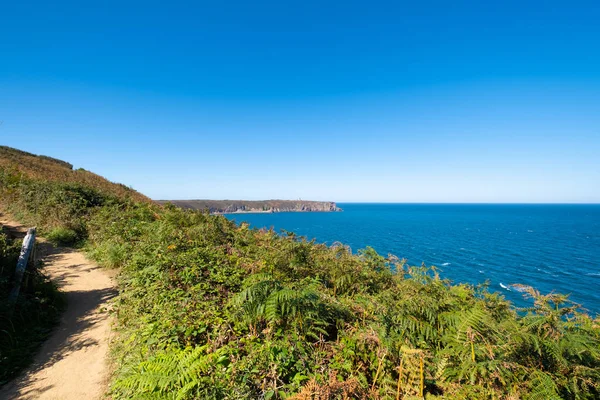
1 146 599 399
0 146 149 203
0 146 150 244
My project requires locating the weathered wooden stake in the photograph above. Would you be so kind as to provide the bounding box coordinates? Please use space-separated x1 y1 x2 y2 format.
8 227 36 306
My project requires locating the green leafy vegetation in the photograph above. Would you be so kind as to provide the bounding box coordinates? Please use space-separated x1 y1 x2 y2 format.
46 226 80 246
1 145 599 398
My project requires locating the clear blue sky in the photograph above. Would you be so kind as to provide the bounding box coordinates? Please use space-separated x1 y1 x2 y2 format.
1 0 599 202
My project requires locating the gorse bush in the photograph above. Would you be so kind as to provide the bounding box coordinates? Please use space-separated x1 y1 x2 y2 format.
1 146 599 398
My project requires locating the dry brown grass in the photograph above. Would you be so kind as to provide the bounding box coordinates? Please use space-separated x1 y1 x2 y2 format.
289 372 364 400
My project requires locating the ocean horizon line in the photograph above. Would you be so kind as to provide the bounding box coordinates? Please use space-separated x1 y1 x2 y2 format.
335 201 600 205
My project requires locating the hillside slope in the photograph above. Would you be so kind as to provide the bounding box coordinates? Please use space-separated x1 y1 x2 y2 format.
1 145 599 400
0 146 150 204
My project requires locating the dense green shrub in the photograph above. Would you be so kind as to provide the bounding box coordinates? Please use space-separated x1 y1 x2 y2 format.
46 226 80 246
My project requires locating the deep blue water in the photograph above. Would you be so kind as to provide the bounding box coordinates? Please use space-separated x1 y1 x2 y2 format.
226 204 600 315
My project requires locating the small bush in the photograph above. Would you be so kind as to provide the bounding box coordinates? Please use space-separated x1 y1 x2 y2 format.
88 241 128 268
46 226 79 246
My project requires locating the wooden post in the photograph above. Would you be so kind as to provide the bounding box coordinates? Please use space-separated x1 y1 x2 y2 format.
8 227 36 305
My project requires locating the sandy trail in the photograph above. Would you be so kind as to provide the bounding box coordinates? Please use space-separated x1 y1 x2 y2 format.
0 213 116 400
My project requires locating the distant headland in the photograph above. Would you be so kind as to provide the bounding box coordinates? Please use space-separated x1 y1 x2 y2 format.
157 200 342 214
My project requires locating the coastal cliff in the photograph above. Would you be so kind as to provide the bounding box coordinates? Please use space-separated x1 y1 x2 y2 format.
3 145 600 399
158 200 342 214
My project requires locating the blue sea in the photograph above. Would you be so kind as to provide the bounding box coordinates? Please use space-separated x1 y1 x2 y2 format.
226 204 600 315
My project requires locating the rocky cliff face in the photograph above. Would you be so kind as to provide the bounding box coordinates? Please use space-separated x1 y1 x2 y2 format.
158 200 342 214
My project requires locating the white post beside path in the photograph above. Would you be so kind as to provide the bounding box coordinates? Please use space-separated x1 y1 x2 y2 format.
8 227 36 305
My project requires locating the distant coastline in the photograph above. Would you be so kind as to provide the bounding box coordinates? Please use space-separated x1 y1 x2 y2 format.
157 199 343 214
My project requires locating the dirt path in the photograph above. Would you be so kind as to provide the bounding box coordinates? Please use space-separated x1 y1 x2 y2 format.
0 214 116 400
